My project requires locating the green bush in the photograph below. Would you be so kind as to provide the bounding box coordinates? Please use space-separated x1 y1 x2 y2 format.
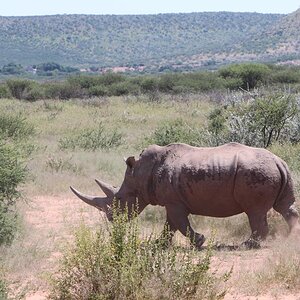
0 112 33 246
140 77 159 94
88 84 109 97
101 72 126 85
0 143 28 245
49 208 226 300
0 275 7 300
0 85 11 99
207 108 227 146
59 122 122 151
1 63 24 75
6 79 33 99
0 113 35 141
176 72 225 92
207 94 299 147
0 204 17 246
271 69 300 84
44 82 86 99
23 83 45 101
146 119 203 146
219 63 271 90
108 81 133 96
67 75 102 89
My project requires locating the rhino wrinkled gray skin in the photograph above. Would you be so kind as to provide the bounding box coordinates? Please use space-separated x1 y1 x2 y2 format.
70 143 299 249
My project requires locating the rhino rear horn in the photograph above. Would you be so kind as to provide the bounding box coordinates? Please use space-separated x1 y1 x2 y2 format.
95 179 116 198
70 186 108 210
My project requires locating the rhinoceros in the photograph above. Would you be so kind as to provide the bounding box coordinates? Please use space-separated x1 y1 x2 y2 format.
70 142 299 249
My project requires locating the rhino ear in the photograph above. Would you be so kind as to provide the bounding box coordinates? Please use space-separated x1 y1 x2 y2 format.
125 156 136 169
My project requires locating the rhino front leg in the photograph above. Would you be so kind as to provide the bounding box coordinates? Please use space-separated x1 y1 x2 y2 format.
157 215 177 248
166 205 205 249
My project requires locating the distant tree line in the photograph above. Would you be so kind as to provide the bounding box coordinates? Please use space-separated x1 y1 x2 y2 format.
0 62 79 76
1 63 300 101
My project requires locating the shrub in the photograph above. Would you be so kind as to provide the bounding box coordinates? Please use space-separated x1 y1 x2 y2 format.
146 119 203 146
1 63 24 75
0 275 7 300
0 113 35 141
67 75 102 89
108 81 133 96
0 143 28 245
271 69 300 84
49 208 227 300
140 77 159 94
101 72 126 85
219 63 271 90
88 84 109 97
23 83 45 101
0 85 11 99
0 112 33 246
59 122 122 151
207 108 227 146
6 79 33 99
207 94 299 148
176 72 225 92
44 82 86 99
0 204 17 246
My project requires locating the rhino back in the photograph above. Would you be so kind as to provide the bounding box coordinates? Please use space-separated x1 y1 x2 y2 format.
146 143 283 217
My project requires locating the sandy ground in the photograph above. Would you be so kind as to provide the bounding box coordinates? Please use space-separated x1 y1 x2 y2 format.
7 195 300 300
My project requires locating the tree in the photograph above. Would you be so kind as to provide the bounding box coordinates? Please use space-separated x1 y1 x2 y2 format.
1 63 24 75
219 63 271 90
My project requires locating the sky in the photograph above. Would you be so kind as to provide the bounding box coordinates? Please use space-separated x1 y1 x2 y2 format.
0 0 299 16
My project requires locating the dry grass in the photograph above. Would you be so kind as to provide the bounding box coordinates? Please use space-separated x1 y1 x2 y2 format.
233 237 300 298
0 94 300 299
0 95 212 196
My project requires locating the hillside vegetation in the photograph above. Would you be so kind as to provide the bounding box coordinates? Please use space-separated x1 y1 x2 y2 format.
2 11 298 69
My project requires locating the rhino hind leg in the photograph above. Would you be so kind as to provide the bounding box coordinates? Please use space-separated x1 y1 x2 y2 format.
273 204 300 233
243 213 269 249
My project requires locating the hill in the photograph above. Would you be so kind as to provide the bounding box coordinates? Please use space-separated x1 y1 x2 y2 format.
0 11 299 70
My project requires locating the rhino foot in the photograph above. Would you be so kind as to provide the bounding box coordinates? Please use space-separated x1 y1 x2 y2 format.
241 238 261 250
194 234 206 250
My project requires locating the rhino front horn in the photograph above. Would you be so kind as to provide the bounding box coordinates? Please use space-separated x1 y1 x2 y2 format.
70 186 108 211
95 179 117 198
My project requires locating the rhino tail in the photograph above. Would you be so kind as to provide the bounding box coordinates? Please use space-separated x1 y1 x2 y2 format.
273 158 296 211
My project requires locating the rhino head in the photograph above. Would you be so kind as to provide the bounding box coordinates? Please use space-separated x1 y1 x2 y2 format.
70 156 147 221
